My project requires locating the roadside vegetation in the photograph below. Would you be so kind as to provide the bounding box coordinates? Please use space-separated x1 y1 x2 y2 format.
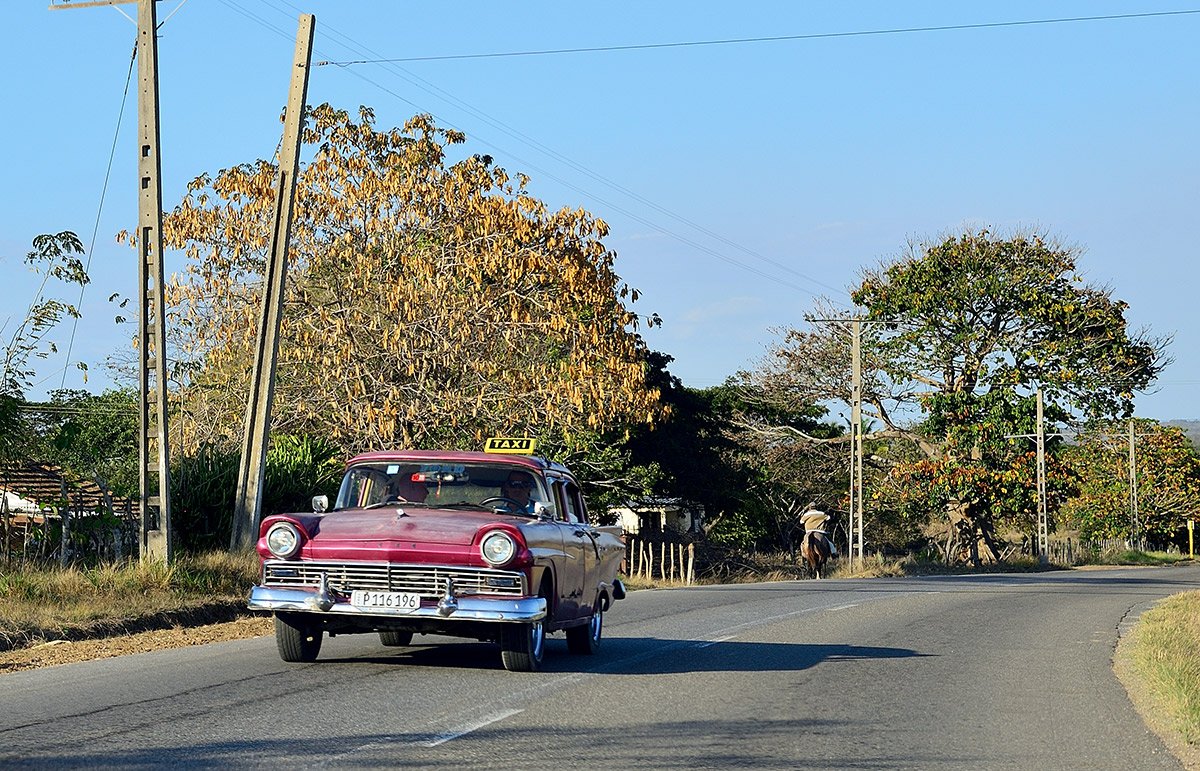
0 552 256 652
1117 590 1200 766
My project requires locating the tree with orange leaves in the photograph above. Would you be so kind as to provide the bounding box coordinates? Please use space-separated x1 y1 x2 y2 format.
156 105 662 464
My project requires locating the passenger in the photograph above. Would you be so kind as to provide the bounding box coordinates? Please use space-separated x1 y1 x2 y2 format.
390 475 429 503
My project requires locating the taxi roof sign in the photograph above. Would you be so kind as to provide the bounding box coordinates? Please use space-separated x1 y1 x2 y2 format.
484 437 537 454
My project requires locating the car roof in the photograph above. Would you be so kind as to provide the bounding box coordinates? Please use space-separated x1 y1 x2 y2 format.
345 450 573 476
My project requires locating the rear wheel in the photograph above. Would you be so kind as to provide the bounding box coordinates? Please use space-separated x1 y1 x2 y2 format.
378 630 413 647
499 619 545 672
274 614 322 663
566 602 603 655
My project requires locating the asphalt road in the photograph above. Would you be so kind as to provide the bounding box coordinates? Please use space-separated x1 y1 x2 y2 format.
2 565 1197 770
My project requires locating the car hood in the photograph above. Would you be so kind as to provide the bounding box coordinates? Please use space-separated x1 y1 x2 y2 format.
314 506 522 545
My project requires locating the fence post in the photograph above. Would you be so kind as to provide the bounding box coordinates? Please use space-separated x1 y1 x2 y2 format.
687 543 695 585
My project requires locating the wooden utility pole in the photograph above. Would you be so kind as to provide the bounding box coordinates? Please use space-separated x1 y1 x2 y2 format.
230 14 316 550
53 0 172 563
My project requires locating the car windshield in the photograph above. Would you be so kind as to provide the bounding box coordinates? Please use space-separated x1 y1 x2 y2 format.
333 460 549 512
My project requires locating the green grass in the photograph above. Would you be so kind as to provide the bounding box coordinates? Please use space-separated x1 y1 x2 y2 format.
0 552 259 649
1124 591 1200 748
1080 550 1193 567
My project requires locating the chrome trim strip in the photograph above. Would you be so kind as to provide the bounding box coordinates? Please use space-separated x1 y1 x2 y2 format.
260 560 527 598
248 586 547 622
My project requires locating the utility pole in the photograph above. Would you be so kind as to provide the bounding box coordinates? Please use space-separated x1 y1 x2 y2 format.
53 0 172 563
1006 388 1059 564
1094 419 1153 549
230 14 316 550
1035 389 1049 563
811 316 878 570
850 319 864 570
1128 418 1140 550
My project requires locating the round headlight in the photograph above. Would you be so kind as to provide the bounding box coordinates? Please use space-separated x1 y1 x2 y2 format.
265 522 301 558
480 530 516 566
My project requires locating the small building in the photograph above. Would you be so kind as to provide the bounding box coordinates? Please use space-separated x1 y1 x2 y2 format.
1 462 139 561
609 498 703 537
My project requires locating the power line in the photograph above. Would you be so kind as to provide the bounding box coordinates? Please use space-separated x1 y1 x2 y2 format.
316 10 1200 66
56 38 138 392
223 0 852 302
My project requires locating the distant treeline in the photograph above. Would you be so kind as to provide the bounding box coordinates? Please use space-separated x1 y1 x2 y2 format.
1166 420 1200 449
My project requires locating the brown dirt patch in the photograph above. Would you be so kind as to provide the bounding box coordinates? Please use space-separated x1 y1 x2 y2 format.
0 615 274 675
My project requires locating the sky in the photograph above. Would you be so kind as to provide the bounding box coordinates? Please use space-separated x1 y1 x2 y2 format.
2 1 1198 421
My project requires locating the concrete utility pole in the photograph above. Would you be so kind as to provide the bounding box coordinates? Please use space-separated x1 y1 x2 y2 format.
1095 420 1153 549
1035 390 1049 563
230 14 316 551
54 0 172 563
850 319 864 570
811 316 878 570
1128 418 1140 549
1005 388 1059 564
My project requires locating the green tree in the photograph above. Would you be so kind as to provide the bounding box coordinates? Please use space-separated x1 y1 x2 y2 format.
1 231 88 467
623 355 750 534
170 434 343 553
625 354 844 551
1062 420 1200 543
32 388 139 499
755 230 1168 562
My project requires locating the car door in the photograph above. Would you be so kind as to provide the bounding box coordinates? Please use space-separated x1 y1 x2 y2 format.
560 477 602 618
548 475 587 621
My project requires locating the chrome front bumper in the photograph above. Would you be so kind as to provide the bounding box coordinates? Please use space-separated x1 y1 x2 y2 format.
248 584 547 623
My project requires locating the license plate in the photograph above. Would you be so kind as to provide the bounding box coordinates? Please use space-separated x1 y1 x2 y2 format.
351 590 421 611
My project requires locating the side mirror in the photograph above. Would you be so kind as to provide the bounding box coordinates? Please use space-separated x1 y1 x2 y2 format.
312 495 329 513
533 501 553 519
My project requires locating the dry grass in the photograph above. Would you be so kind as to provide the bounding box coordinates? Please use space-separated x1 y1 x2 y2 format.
0 552 259 650
1115 591 1200 769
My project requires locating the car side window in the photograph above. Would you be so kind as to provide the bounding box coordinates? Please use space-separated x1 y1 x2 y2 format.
545 479 567 523
563 481 585 525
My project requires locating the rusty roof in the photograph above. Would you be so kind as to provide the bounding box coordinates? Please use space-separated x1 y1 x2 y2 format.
0 463 139 516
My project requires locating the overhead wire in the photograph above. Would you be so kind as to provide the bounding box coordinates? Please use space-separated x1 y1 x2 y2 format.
318 9 1200 66
222 0 853 303
45 37 138 394
294 0 847 298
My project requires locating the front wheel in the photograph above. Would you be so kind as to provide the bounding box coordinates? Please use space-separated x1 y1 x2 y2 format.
275 613 322 663
566 603 603 655
499 620 545 672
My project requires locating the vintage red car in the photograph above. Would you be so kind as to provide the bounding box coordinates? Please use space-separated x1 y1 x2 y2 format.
247 445 626 671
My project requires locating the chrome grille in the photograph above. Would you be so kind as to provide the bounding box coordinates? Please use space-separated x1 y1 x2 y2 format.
262 560 526 598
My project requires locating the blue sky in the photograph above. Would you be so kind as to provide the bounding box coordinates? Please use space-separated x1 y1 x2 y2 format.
3 1 1198 420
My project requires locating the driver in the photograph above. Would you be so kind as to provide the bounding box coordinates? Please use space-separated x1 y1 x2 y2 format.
500 470 536 513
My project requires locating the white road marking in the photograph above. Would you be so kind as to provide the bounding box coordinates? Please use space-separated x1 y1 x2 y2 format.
827 603 859 611
423 708 525 746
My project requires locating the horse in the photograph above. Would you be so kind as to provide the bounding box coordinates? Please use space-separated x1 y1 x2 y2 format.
800 530 832 579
